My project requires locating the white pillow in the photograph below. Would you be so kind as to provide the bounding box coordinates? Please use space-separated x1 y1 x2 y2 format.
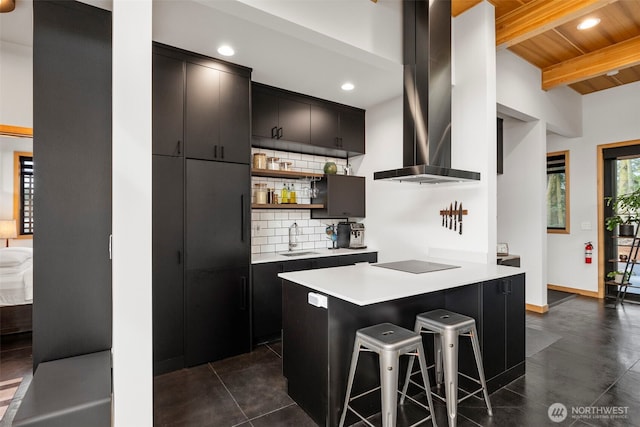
0 248 32 267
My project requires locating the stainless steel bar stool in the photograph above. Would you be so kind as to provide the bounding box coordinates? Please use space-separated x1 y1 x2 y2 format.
339 323 437 427
400 309 492 427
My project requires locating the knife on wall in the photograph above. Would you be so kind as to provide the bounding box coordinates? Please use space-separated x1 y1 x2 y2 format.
454 201 457 231
449 203 453 229
459 202 463 235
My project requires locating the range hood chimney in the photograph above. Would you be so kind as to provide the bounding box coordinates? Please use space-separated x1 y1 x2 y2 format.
373 0 480 184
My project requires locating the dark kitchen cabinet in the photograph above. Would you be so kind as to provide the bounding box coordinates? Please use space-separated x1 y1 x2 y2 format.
185 159 250 365
185 62 220 161
149 45 250 164
252 83 365 158
310 105 365 155
481 275 525 380
152 156 184 374
151 43 252 373
220 71 251 163
312 174 366 219
252 252 377 344
185 64 250 163
252 87 310 144
152 53 184 156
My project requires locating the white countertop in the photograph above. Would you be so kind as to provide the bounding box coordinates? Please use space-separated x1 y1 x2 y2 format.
278 258 524 306
252 247 377 264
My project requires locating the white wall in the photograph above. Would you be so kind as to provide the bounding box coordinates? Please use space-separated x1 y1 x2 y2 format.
497 118 547 307
496 49 582 138
0 41 32 127
112 1 153 425
360 2 496 264
547 81 640 293
495 45 583 307
232 0 402 63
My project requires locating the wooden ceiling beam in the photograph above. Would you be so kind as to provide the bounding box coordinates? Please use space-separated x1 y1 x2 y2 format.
496 0 616 49
542 35 640 90
0 124 33 138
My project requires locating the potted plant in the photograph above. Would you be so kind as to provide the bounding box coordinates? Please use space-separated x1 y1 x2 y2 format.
605 188 640 236
606 270 631 284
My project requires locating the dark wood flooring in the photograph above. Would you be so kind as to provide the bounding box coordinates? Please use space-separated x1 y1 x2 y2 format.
2 296 639 426
0 332 32 427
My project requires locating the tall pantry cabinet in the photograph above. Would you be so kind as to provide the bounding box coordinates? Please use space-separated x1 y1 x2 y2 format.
152 44 251 374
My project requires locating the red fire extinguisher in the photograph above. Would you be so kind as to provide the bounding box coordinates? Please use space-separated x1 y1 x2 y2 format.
585 242 593 264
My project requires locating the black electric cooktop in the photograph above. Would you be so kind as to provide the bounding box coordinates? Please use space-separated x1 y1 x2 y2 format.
373 260 460 274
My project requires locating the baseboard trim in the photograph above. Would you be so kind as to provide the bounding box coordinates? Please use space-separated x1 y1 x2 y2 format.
525 303 549 314
547 284 599 299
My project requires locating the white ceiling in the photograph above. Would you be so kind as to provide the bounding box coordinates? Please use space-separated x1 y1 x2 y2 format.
0 0 403 109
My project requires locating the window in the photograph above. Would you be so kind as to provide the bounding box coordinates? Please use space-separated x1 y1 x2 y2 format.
13 152 33 236
547 151 570 233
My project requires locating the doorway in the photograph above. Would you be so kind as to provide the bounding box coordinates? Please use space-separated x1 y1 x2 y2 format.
601 142 640 301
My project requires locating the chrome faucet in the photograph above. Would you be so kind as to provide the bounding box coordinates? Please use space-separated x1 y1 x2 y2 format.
289 222 299 251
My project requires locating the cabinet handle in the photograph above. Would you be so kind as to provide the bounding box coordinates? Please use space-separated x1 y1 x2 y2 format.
176 140 181 155
507 279 513 295
214 145 218 158
240 276 247 310
221 145 225 159
240 194 246 242
177 250 182 264
277 127 283 139
499 280 506 295
271 126 278 139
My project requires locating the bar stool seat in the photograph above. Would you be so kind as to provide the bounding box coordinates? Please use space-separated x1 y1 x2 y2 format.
339 323 437 427
401 309 492 427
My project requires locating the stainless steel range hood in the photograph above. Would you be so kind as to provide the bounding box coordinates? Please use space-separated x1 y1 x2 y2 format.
373 0 480 184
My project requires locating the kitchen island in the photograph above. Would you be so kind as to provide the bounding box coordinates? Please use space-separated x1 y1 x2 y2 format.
279 259 525 427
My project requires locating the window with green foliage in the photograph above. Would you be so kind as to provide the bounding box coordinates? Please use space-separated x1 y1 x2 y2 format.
547 151 569 233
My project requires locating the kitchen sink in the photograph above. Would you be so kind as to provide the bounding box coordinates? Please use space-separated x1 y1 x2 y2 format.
280 251 318 257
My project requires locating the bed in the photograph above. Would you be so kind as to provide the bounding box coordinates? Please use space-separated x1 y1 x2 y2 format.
0 247 33 335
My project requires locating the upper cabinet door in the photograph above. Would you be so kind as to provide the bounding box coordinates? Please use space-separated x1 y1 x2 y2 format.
310 104 340 149
252 89 279 139
219 71 250 164
278 97 310 144
185 62 220 160
152 53 184 157
339 108 365 155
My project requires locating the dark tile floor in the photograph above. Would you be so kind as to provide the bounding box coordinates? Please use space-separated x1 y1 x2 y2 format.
2 296 640 426
153 296 640 426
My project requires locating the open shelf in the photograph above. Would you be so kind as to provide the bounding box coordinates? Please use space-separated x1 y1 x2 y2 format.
251 168 324 180
251 203 324 209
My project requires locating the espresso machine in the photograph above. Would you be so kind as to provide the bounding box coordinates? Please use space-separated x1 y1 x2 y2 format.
348 223 366 249
337 222 366 249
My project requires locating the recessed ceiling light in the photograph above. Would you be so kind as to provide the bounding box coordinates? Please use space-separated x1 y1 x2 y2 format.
217 45 235 57
577 17 601 30
606 70 619 77
341 82 355 91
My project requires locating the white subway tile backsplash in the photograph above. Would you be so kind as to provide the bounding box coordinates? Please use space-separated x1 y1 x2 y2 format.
253 236 268 245
258 228 275 237
260 212 275 221
251 147 346 255
268 236 282 244
261 244 275 253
